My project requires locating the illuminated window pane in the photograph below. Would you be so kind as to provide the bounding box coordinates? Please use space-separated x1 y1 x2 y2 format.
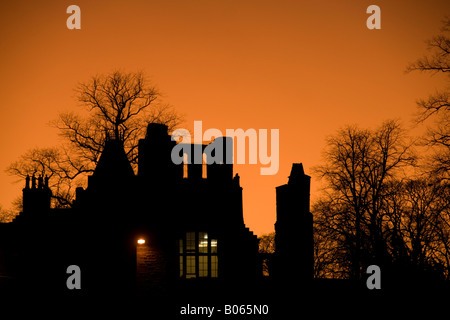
199 256 208 277
179 256 184 277
211 255 218 278
211 239 217 254
186 232 195 252
179 239 183 254
186 256 196 279
179 232 218 279
199 232 208 253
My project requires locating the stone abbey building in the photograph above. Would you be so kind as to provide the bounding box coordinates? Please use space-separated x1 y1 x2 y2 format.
0 123 313 298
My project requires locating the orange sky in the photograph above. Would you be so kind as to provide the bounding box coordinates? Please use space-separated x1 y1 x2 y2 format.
1 0 449 236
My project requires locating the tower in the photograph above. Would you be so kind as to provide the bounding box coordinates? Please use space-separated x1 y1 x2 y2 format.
21 174 52 218
138 123 182 183
274 163 313 282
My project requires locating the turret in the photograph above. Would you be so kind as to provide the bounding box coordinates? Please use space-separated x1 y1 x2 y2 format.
274 163 313 282
138 123 182 182
87 139 135 190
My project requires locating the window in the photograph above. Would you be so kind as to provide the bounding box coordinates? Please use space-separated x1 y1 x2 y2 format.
178 232 218 279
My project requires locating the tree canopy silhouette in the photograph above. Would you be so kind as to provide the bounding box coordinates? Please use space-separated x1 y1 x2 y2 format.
6 71 183 208
313 120 450 281
258 232 275 276
407 17 450 180
312 16 450 281
313 120 416 279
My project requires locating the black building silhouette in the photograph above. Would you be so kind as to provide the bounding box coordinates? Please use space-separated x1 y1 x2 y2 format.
273 163 314 282
0 123 313 298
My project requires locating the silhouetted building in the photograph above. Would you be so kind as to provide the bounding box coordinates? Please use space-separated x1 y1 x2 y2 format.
0 123 313 298
273 163 313 283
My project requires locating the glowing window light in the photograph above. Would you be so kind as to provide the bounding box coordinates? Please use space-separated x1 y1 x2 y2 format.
137 239 146 245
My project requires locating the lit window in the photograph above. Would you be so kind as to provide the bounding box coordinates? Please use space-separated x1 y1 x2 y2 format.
199 232 208 253
186 232 195 252
211 239 217 254
186 256 196 279
199 256 208 277
211 255 218 278
179 256 184 277
178 232 218 279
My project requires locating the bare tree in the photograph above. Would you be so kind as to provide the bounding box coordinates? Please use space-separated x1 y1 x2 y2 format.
54 71 182 168
313 120 416 279
407 17 450 179
258 232 275 276
313 119 450 280
313 199 350 279
435 182 450 278
6 71 183 209
6 147 84 207
0 204 16 223
383 178 450 280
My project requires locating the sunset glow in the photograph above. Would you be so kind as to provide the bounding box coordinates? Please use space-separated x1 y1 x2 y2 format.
1 1 450 236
